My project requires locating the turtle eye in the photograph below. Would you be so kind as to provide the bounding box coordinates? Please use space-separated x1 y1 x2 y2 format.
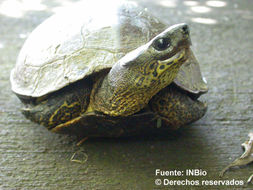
153 38 170 51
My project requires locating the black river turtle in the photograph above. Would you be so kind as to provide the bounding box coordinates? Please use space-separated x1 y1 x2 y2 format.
10 1 208 137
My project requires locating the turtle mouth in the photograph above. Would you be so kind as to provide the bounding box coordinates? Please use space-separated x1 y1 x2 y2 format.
158 47 189 66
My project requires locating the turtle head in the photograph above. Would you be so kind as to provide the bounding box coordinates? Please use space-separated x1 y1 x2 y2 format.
137 23 191 83
92 24 193 116
110 23 191 87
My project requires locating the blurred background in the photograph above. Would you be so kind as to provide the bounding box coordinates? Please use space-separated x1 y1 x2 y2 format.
0 0 253 189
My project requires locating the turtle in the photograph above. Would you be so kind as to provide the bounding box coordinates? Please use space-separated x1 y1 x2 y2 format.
10 1 208 137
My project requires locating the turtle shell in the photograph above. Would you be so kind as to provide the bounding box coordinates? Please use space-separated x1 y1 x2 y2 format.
10 0 207 98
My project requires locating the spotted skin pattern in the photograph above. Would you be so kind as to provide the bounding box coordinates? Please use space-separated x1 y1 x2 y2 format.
150 84 207 129
47 84 207 137
21 78 206 135
20 65 206 135
90 51 186 117
22 79 92 129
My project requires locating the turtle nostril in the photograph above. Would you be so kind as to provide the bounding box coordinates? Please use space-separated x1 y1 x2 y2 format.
182 25 189 35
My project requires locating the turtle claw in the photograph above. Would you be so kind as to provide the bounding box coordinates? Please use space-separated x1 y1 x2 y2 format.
220 132 253 184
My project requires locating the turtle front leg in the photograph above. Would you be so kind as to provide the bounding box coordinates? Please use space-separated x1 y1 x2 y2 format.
149 84 207 129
